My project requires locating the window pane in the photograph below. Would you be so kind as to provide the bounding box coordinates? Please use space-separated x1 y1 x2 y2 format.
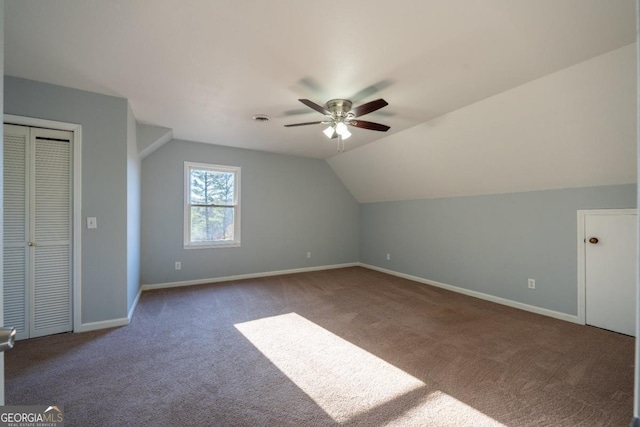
185 162 240 249
190 206 235 242
190 169 235 205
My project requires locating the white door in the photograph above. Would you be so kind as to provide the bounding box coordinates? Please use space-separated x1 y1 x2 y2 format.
584 211 637 336
3 124 73 339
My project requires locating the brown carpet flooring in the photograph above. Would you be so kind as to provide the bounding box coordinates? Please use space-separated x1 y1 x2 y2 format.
6 267 634 426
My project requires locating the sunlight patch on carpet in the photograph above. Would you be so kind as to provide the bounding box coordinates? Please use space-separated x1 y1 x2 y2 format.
235 313 505 426
410 391 507 426
236 313 422 422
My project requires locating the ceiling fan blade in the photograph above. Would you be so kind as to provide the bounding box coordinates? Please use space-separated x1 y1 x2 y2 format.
298 77 325 96
350 80 393 103
283 107 316 116
349 120 390 132
284 121 324 127
351 99 388 117
298 99 329 115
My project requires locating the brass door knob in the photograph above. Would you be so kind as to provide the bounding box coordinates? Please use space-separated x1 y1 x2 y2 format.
588 237 599 244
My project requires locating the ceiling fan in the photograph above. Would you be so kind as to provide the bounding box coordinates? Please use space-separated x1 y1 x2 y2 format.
284 98 390 151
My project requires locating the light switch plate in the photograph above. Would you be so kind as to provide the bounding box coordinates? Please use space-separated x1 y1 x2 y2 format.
87 217 97 229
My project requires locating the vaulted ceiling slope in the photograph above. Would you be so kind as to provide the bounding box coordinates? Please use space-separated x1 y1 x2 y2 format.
5 0 635 201
329 44 637 202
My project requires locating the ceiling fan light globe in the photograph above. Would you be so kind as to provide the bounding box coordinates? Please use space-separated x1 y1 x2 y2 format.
335 122 348 135
323 126 336 138
341 128 352 140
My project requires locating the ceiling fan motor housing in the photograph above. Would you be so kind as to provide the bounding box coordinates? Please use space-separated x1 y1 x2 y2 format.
326 99 353 118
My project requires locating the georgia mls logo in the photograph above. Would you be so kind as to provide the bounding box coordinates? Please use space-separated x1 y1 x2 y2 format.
0 405 64 427
44 406 63 418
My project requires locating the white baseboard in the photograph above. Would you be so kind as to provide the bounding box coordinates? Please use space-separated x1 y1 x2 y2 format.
76 264 358 334
85 262 575 333
141 262 359 291
76 317 130 333
75 287 142 333
359 263 580 324
128 287 142 322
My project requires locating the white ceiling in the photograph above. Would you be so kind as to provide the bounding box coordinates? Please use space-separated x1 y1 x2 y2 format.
329 44 637 202
5 0 636 160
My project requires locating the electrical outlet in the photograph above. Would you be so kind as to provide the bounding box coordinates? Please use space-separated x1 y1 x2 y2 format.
307 252 311 259
87 217 97 229
528 279 535 289
386 253 391 261
175 262 181 270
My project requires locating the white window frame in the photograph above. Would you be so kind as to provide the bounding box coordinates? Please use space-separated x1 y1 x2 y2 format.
184 161 241 249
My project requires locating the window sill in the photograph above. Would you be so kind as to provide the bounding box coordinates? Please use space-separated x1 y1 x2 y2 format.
184 242 241 250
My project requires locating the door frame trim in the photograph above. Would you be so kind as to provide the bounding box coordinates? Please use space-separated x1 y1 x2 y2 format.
4 114 82 334
577 208 637 326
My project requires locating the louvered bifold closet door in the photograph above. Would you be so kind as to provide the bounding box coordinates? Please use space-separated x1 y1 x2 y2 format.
30 128 73 338
3 125 29 340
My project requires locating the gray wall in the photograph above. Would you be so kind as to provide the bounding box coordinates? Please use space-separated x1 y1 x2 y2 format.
360 184 636 315
126 103 141 312
141 139 359 285
4 76 130 323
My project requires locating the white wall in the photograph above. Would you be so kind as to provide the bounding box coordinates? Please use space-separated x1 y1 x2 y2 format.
329 44 637 203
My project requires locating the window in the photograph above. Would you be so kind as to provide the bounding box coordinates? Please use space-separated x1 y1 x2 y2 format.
184 161 240 248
